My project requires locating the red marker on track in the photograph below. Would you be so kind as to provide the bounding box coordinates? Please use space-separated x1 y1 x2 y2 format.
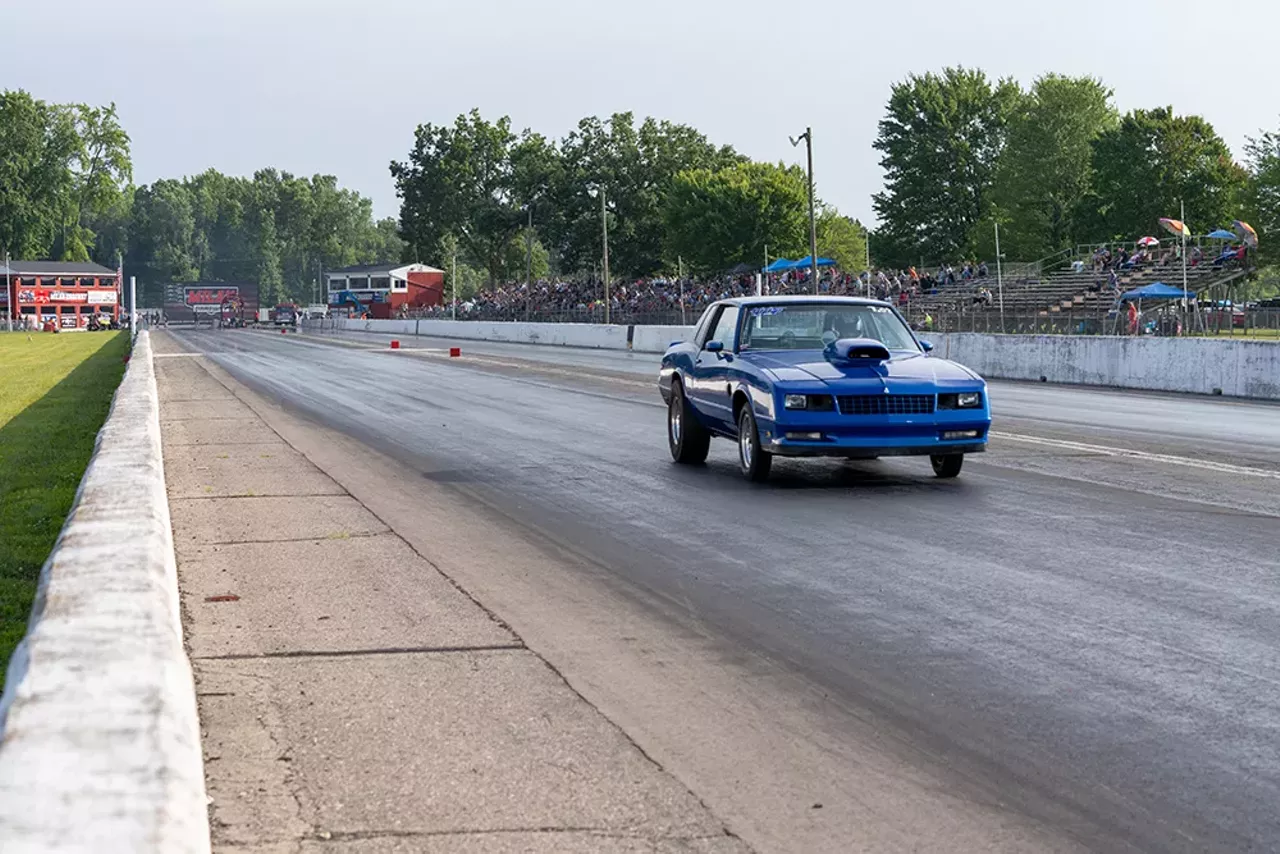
390 340 400 349
449 347 461 358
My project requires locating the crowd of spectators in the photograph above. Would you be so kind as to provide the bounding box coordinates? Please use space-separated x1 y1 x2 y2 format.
418 260 996 322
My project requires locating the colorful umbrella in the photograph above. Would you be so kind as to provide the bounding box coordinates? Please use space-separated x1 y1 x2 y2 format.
1158 217 1190 238
1206 229 1236 240
1136 236 1161 248
1234 220 1258 248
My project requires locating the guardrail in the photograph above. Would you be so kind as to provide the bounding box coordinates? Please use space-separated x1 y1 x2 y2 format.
0 331 210 853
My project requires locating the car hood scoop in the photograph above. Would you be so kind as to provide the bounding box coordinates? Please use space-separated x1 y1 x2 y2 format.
743 348 978 384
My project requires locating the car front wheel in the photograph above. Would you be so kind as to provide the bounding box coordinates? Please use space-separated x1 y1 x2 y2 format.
737 406 773 482
930 454 964 478
669 381 710 464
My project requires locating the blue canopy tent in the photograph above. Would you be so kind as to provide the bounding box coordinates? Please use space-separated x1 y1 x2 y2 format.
1120 282 1192 301
793 255 838 268
1206 229 1236 240
763 258 798 273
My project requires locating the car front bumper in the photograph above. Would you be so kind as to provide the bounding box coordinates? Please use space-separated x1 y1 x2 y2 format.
759 418 990 459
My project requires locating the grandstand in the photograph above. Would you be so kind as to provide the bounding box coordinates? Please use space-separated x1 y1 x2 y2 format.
904 239 1253 328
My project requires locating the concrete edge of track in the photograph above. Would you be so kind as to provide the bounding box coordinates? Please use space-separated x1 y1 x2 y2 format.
0 331 210 853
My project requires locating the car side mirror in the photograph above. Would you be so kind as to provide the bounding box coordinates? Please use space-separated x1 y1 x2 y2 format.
704 340 724 353
919 340 934 353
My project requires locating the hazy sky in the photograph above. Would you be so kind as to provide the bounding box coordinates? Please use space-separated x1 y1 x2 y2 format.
9 0 1279 228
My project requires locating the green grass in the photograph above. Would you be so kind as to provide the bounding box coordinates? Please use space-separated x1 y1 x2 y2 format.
0 331 129 691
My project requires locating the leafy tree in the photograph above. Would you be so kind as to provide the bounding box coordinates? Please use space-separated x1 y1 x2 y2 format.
0 90 80 258
816 209 869 272
126 169 396 303
872 67 1023 266
66 103 131 260
990 75 1117 259
553 113 741 276
1245 121 1280 267
391 110 527 283
1077 107 1249 242
664 161 807 273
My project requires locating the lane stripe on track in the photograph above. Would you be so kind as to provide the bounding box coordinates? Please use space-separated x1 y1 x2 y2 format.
991 431 1280 480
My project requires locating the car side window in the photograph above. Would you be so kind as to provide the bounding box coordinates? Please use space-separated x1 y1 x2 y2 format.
707 305 740 351
693 306 718 347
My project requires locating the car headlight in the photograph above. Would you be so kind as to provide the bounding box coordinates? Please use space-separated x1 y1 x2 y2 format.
938 392 984 410
784 394 808 410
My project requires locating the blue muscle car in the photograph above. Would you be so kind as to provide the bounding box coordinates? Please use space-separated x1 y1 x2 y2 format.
658 296 991 482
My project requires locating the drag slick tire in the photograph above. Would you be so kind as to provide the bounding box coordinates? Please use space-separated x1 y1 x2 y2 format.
930 454 964 478
737 406 773 482
669 381 710 464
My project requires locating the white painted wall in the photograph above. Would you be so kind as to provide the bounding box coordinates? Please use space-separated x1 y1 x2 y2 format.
0 332 210 853
929 333 1280 399
316 318 1280 401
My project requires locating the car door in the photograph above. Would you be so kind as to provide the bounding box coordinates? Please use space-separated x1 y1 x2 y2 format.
688 304 739 432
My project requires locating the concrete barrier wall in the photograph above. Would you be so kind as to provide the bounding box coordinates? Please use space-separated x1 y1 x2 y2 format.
318 317 1280 400
0 332 210 852
929 333 1280 399
333 316 631 350
631 325 696 353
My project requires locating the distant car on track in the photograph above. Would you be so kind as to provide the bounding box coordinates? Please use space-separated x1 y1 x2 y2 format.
658 296 991 482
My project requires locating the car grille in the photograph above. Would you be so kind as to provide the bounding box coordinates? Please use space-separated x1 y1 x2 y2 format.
836 395 936 416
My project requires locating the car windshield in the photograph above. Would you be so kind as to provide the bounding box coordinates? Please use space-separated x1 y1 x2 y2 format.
739 303 919 352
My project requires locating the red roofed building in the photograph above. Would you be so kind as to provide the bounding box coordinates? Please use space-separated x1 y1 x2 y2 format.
3 260 121 329
325 263 444 318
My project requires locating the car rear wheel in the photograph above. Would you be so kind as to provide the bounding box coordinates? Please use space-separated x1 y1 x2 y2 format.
737 406 773 482
930 454 964 478
669 382 710 464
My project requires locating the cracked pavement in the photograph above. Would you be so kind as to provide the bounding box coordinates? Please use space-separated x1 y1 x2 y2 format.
154 336 749 854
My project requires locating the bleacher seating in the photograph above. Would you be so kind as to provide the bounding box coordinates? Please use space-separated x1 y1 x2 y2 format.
905 243 1252 321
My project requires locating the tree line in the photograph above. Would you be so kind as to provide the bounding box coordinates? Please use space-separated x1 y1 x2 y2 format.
391 110 869 286
0 89 402 307
5 77 1279 304
871 68 1279 269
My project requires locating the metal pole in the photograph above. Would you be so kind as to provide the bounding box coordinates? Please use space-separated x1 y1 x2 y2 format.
4 251 10 332
129 276 137 338
451 247 457 321
678 255 686 325
865 230 872 297
1181 199 1188 300
995 221 1005 333
601 189 610 326
805 129 818 295
525 205 533 322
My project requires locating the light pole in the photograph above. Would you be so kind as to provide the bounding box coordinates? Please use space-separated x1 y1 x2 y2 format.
4 251 11 332
451 245 458 321
994 222 1005 333
601 188 611 325
525 204 534 322
790 127 819 295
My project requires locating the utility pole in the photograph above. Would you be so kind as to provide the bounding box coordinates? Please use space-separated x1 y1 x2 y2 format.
865 231 872 298
129 276 137 339
995 221 1005 333
4 250 11 332
525 205 534 322
601 188 611 325
451 246 458 321
677 255 686 325
790 128 819 295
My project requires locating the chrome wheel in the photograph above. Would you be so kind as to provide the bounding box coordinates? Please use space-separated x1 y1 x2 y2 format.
669 396 682 446
737 406 772 482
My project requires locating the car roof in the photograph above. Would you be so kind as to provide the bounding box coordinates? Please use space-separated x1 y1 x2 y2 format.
718 295 892 308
